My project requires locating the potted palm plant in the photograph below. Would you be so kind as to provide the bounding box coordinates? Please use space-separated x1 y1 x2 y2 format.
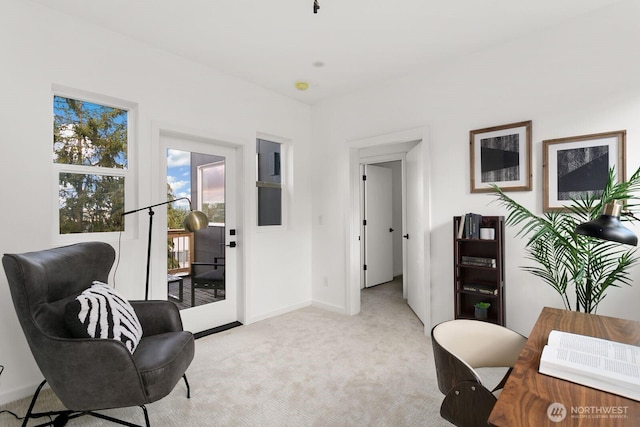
492 167 640 313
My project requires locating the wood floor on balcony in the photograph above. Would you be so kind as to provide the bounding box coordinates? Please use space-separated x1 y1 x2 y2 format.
167 275 224 310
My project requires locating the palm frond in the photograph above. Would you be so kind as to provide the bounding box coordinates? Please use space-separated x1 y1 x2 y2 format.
490 166 640 313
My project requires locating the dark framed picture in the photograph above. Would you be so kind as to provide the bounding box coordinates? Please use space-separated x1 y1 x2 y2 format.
470 120 532 193
543 130 626 212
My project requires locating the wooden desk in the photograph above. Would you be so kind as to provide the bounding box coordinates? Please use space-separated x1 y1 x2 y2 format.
489 307 640 426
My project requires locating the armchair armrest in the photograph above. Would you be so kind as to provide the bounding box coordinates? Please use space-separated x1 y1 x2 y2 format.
130 300 184 335
42 337 147 410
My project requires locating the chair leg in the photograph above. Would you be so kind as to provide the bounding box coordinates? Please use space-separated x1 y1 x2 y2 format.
22 379 74 427
141 405 150 427
183 374 191 398
23 379 152 427
22 379 46 427
86 406 149 427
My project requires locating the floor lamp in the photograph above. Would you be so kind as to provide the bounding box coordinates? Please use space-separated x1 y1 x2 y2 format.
575 201 638 245
122 198 208 300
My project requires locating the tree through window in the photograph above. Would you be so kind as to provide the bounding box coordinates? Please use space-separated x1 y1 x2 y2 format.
54 94 129 234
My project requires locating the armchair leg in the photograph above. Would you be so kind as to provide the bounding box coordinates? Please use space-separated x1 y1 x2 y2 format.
22 379 45 427
87 406 149 427
21 379 151 427
183 373 191 398
21 379 74 427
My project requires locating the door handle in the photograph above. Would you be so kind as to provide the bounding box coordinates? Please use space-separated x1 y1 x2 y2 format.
389 228 394 232
403 234 409 239
226 242 237 248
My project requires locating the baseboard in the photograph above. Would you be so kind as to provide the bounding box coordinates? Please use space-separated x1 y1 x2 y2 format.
0 381 47 406
248 300 312 324
311 300 347 314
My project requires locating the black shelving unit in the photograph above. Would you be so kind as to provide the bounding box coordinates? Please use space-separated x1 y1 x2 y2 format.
453 215 505 325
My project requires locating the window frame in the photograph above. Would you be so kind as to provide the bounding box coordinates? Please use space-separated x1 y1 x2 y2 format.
52 85 137 243
255 134 288 229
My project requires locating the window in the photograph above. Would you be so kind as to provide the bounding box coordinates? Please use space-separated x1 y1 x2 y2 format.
198 160 225 225
53 89 134 236
256 138 282 226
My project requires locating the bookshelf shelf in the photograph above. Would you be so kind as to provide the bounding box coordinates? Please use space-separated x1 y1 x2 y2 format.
454 215 505 326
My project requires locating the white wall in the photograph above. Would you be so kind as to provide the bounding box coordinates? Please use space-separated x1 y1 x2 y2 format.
0 0 312 404
3 0 640 408
311 0 640 336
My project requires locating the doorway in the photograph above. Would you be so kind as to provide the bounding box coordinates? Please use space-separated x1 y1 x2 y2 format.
160 131 241 334
361 161 402 288
348 127 431 332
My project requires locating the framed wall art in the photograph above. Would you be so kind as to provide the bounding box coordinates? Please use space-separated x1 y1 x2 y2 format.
543 130 626 212
470 120 532 193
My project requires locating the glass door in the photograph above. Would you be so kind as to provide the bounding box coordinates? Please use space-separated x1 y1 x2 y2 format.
161 132 238 333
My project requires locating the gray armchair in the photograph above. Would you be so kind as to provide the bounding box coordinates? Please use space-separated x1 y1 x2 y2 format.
2 242 195 427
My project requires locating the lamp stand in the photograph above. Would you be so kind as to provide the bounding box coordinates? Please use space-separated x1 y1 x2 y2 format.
121 198 208 301
144 208 154 300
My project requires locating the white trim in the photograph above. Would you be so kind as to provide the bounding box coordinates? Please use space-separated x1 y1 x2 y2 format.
312 300 348 315
151 121 247 326
0 381 50 407
359 152 409 296
346 127 431 320
255 132 290 231
248 300 312 324
51 86 138 245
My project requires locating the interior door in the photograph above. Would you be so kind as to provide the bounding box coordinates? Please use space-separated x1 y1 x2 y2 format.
406 143 427 324
363 164 394 287
161 133 238 333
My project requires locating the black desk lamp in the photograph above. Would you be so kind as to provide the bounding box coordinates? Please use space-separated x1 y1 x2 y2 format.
575 200 638 246
122 198 208 300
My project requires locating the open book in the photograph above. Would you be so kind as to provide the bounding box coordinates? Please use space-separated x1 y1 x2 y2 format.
539 330 640 401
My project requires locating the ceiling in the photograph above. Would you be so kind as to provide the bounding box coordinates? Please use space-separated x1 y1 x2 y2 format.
31 0 624 105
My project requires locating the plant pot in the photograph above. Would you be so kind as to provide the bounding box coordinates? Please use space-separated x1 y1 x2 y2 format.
474 307 488 320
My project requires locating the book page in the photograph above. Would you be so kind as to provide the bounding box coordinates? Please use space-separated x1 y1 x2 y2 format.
539 345 640 401
540 331 640 401
547 330 640 364
541 345 640 382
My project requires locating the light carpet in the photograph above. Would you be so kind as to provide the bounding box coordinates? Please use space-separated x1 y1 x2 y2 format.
1 278 484 426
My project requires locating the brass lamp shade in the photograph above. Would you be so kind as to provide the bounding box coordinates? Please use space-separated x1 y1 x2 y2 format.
183 210 209 232
575 201 638 246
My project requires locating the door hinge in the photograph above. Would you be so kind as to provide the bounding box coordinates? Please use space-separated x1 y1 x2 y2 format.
362 175 367 181
363 219 367 226
363 264 367 271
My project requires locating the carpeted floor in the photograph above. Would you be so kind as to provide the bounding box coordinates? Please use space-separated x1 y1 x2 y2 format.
1 277 502 426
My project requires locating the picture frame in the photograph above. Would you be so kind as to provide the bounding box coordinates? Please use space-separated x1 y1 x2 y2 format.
543 130 626 212
470 120 532 193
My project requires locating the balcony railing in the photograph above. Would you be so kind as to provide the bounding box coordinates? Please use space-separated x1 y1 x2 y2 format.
168 229 194 275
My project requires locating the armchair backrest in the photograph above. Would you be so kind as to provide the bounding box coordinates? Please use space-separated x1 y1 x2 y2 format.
431 319 526 395
2 242 195 415
3 242 115 341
